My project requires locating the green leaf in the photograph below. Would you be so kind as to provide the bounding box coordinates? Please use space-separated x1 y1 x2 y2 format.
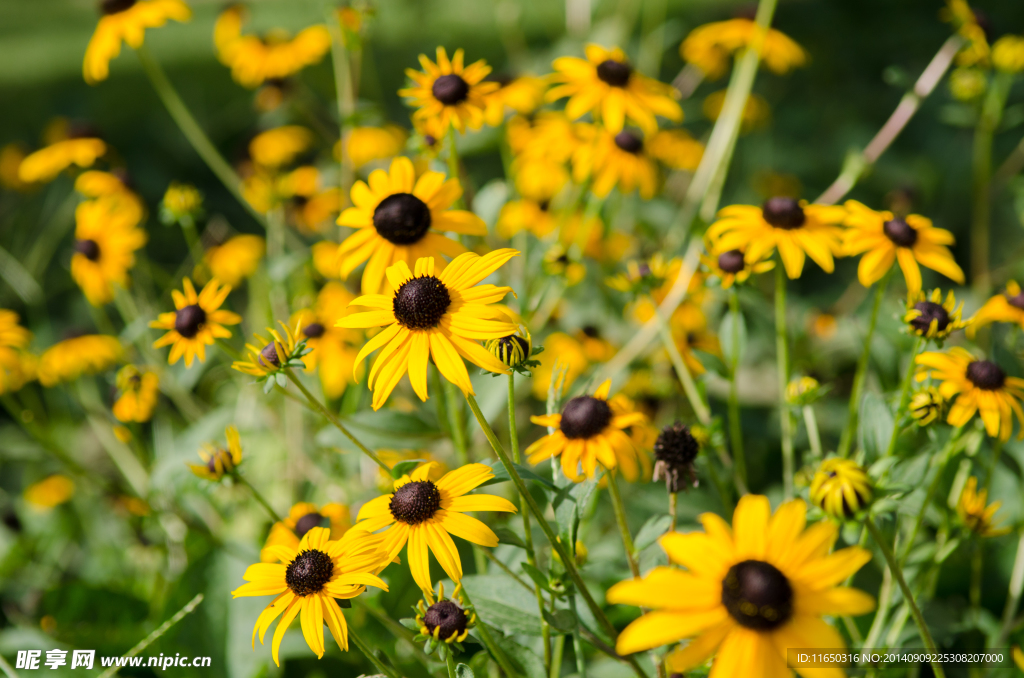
489 633 547 678
460 575 544 635
456 664 476 678
399 617 420 631
316 410 442 450
542 608 577 633
633 514 673 552
479 458 556 490
492 527 527 549
520 562 552 592
857 392 893 459
554 477 597 547
390 459 427 479
718 308 747 365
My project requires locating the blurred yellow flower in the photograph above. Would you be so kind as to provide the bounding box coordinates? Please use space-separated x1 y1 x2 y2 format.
910 386 945 426
113 365 160 423
161 181 203 224
38 335 122 387
531 331 589 400
681 19 807 80
943 0 990 67
249 126 313 169
969 280 1024 337
0 143 33 191
703 90 771 131
204 234 265 288
150 278 241 367
71 195 148 306
810 458 873 519
996 37 1024 72
24 475 75 511
261 502 352 562
903 289 969 341
512 157 568 203
0 310 35 395
400 47 499 134
84 0 191 84
496 199 557 239
648 129 704 171
189 425 243 481
291 283 363 400
949 67 986 100
572 126 658 199
701 246 774 288
338 125 408 169
484 75 548 126
957 477 1009 537
232 321 303 378
542 244 587 286
18 138 106 184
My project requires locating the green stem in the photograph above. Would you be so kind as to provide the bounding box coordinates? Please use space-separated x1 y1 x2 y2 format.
234 474 282 524
993 529 1024 652
650 299 710 425
727 288 747 488
899 427 962 565
883 336 923 461
135 45 266 228
446 653 458 678
669 491 677 532
350 627 401 678
446 128 465 209
775 265 795 499
865 517 946 678
284 369 389 473
802 405 823 461
838 268 892 458
444 379 471 465
179 217 204 269
569 596 588 678
970 535 983 609
459 587 519 678
550 634 565 678
324 3 355 195
971 72 1011 296
607 468 640 578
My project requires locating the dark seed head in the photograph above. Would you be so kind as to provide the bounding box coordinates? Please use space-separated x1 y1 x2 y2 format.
614 131 643 154
259 342 281 368
294 512 326 539
1006 291 1024 310
883 217 918 248
389 480 442 524
432 74 470 105
424 134 437 147
75 239 101 261
966 360 1006 391
721 560 793 630
761 197 805 229
101 0 136 14
423 600 469 639
653 422 700 493
909 301 950 334
174 304 206 339
373 193 432 245
559 396 613 439
393 276 451 330
717 249 746 274
596 59 632 87
302 322 325 339
285 549 335 597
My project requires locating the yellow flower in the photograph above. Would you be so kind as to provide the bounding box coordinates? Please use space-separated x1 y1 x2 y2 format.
112 365 159 423
607 496 874 674
572 126 659 199
204 235 265 288
994 35 1024 73
785 376 824 406
84 0 191 84
339 251 518 410
903 288 970 341
71 195 148 306
681 19 807 80
648 129 705 171
160 181 203 224
292 188 343 234
542 244 587 286
942 0 990 67
949 67 987 100
969 280 1024 337
707 197 846 279
486 327 534 371
548 44 682 134
0 143 33 192
335 157 486 295
910 386 945 426
508 111 587 164
810 458 874 519
311 241 343 280
526 379 648 482
957 477 1009 537
189 425 243 481
38 335 122 387
232 527 390 665
291 283 363 400
17 138 106 184
512 157 568 203
1014 646 1024 671
415 582 476 645
0 310 32 351
843 200 964 296
338 125 409 170
0 311 35 395
701 246 774 289
669 310 720 376
150 278 241 367
355 462 516 591
400 47 500 134
261 502 352 562
249 126 313 169
531 331 589 400
916 348 1024 440
703 90 771 131
214 5 331 88
483 75 548 126
232 321 304 378
24 475 75 511
496 199 557 239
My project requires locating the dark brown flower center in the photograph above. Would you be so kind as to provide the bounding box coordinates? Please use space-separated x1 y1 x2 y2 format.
390 480 442 524
101 0 136 14
494 334 530 367
966 360 1006 391
75 239 101 261
761 197 805 229
614 131 643 154
883 217 917 248
393 276 451 329
174 304 206 339
560 395 613 439
596 59 632 87
259 342 281 368
432 74 470 105
423 600 469 639
302 322 325 338
294 512 326 539
718 249 746 274
373 193 432 245
721 560 793 630
654 422 699 466
285 549 334 596
1006 291 1024 310
909 301 950 334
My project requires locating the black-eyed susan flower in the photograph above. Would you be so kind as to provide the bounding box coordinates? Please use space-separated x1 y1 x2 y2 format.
415 582 476 657
232 527 390 666
37 335 122 387
261 502 351 562
0 311 35 395
17 137 106 184
150 278 241 367
916 348 1024 440
526 379 648 482
214 5 331 89
652 422 700 493
508 111 587 165
957 477 1009 537
71 195 148 306
354 462 516 591
189 425 243 481
336 157 487 295
530 331 589 400
629 257 708 325
338 125 409 170
608 254 674 297
701 246 774 289
810 458 873 519
904 288 969 341
702 89 772 132
291 283 363 400
707 197 846 279
83 0 191 85
943 0 990 68
548 44 682 134
968 280 1024 337
339 251 517 409
910 386 945 426
291 188 343 234
400 47 499 134
496 199 557 239
0 310 31 354
542 244 587 286
203 235 265 288
670 310 720 376
249 126 313 169
680 19 807 80
159 181 203 226
24 475 75 511
483 75 547 126
232 321 309 390
648 129 705 171
843 201 964 296
74 169 141 203
512 156 568 205
572 126 659 199
607 495 875 675
112 365 159 423
486 327 539 375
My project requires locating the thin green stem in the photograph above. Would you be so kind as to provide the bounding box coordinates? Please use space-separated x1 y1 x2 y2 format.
727 288 747 487
838 267 892 458
444 379 471 465
971 72 1011 295
775 265 795 499
883 336 923 461
992 529 1024 653
569 596 588 678
802 405 823 461
446 653 458 678
865 517 946 678
446 128 465 209
234 474 282 524
607 468 640 578
550 634 565 678
650 299 710 425
284 369 389 473
481 548 531 590
459 587 519 678
970 535 983 609
899 427 962 566
669 492 677 531
350 627 401 678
